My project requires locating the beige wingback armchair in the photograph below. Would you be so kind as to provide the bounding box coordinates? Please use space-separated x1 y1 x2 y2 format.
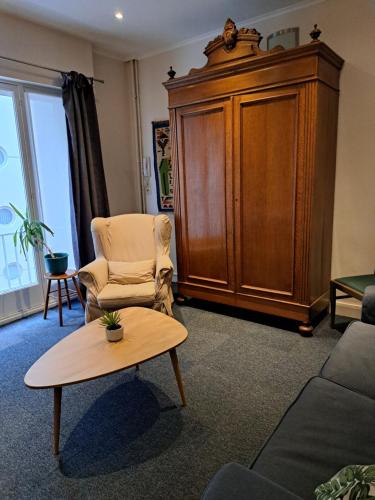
78 213 174 322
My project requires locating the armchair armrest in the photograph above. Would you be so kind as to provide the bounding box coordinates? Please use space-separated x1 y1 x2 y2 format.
361 285 375 325
78 257 108 295
155 254 174 290
152 214 174 316
154 254 174 316
201 464 303 500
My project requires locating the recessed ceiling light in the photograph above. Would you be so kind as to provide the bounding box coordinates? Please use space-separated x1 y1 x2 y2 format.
115 11 123 20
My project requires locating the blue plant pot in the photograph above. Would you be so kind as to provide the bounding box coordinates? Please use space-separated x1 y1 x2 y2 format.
44 253 69 275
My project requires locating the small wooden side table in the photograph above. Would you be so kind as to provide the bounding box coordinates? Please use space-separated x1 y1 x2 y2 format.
43 269 85 326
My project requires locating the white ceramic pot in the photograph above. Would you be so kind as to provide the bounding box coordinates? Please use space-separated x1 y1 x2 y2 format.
106 325 123 342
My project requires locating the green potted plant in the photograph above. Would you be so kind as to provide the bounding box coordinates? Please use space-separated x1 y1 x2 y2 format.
10 203 69 275
99 310 123 342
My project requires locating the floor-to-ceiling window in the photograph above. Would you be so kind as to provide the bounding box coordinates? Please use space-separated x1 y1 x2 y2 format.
0 80 74 323
0 85 38 295
26 91 75 269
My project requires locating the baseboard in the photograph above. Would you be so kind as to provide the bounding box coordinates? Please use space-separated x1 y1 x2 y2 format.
335 299 361 320
0 297 66 326
1 290 362 325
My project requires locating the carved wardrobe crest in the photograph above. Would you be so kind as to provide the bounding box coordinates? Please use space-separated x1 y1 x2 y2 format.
189 18 267 71
164 19 344 334
205 18 263 56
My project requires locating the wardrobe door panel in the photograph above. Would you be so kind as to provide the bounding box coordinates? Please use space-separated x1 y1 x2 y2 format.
176 100 234 290
234 89 302 299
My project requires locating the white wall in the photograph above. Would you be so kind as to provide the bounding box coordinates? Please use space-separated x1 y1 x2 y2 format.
93 53 140 215
0 12 93 85
138 0 375 316
0 12 139 218
139 43 207 275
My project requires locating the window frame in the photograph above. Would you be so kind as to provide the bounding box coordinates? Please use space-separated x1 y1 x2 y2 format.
0 78 71 321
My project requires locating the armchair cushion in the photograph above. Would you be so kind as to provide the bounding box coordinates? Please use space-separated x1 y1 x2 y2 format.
97 282 155 309
108 259 155 285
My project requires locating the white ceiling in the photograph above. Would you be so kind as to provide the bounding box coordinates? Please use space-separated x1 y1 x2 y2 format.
0 0 307 59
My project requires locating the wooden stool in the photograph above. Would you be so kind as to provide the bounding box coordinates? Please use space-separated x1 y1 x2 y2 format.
330 274 375 328
43 269 85 326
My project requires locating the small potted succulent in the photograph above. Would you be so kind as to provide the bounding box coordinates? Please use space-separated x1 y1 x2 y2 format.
99 310 124 342
10 203 68 275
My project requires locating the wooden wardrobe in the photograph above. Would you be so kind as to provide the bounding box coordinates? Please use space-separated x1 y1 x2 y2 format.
164 19 344 333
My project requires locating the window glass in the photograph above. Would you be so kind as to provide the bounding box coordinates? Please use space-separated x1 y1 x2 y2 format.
0 89 38 294
27 92 75 269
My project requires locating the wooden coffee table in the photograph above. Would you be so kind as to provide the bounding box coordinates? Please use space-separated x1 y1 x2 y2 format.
24 307 188 454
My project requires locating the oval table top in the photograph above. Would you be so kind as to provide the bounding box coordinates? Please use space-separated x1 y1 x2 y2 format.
24 307 188 389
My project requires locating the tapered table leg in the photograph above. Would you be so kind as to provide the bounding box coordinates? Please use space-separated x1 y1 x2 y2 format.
57 279 63 326
53 387 62 455
169 348 186 407
72 276 85 311
64 279 71 310
43 279 51 319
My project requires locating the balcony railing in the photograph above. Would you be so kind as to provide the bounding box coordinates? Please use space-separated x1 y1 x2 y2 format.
0 232 38 295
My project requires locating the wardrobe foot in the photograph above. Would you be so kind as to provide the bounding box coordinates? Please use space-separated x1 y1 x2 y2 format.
176 295 186 305
298 322 314 337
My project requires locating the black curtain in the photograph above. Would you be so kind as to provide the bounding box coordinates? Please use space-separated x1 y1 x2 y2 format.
61 71 110 268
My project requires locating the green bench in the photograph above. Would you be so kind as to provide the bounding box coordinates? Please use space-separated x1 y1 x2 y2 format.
330 274 375 328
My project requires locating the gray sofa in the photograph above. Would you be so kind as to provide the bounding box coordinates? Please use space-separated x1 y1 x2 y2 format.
202 286 375 500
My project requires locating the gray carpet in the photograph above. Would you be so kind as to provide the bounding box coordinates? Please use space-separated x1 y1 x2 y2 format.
0 300 346 500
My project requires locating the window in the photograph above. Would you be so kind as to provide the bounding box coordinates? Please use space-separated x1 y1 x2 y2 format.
0 82 75 300
0 206 15 225
0 86 38 294
26 91 75 269
0 146 8 167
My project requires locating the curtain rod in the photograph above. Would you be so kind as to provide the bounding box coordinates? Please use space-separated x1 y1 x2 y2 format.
0 54 104 84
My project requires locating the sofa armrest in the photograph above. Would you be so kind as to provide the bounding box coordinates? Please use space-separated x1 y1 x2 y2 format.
361 285 375 325
201 464 303 500
78 258 108 295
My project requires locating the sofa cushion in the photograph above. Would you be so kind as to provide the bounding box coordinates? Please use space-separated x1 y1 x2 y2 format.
201 464 302 500
252 377 375 500
97 282 155 308
362 286 375 325
108 259 155 285
321 321 375 399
